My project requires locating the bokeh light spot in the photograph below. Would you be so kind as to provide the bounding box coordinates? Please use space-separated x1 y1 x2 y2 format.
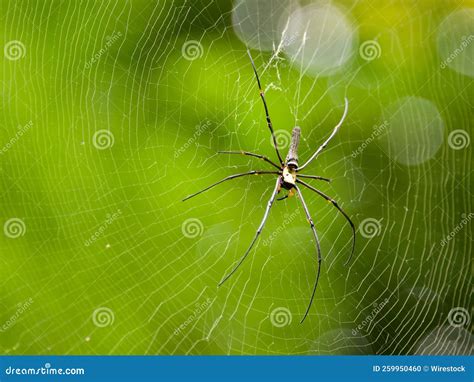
232 0 298 51
380 97 444 166
437 8 474 78
281 3 356 77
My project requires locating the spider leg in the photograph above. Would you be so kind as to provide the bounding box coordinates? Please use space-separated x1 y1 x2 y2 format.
217 150 281 170
297 179 356 265
182 171 280 201
277 188 295 201
294 185 322 323
247 49 284 165
297 175 331 183
218 176 281 286
298 98 349 171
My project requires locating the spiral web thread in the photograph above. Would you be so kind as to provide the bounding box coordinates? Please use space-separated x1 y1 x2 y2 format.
0 0 471 356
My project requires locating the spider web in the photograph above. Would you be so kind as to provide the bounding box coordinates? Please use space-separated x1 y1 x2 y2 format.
0 0 472 356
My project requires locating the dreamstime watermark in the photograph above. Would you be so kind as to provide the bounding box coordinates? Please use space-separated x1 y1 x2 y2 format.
4 218 26 238
84 209 122 247
174 298 212 335
359 218 382 239
4 40 26 61
351 121 388 158
263 211 299 246
447 307 470 328
352 297 389 336
92 307 114 327
182 218 204 239
447 129 470 150
85 31 122 69
5 363 85 376
440 212 473 247
440 35 474 69
181 40 203 61
359 40 381 61
272 129 292 150
92 129 114 150
0 298 34 332
270 307 292 327
0 121 33 155
174 120 212 159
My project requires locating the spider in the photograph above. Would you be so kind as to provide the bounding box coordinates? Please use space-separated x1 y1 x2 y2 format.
183 49 355 323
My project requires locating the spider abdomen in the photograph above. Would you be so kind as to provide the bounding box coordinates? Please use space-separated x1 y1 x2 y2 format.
286 126 301 169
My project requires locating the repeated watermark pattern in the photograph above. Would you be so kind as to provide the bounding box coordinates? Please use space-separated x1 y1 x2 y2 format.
447 307 470 328
447 129 470 150
4 218 26 238
440 212 473 247
85 31 122 69
92 129 115 150
174 120 212 159
351 121 388 158
92 307 115 327
0 121 33 155
359 40 381 61
270 307 292 327
182 218 204 239
174 298 212 336
0 298 34 332
272 129 292 150
359 218 382 239
84 209 122 247
352 298 389 336
263 211 299 247
4 40 26 61
181 40 203 61
440 35 474 69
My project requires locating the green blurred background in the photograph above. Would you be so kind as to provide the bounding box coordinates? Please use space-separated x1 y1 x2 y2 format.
0 0 472 355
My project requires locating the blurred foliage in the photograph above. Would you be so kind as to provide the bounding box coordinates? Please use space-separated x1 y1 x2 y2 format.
0 0 472 355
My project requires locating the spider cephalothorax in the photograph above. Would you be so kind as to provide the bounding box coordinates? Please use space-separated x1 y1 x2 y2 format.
281 165 297 189
183 49 355 323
